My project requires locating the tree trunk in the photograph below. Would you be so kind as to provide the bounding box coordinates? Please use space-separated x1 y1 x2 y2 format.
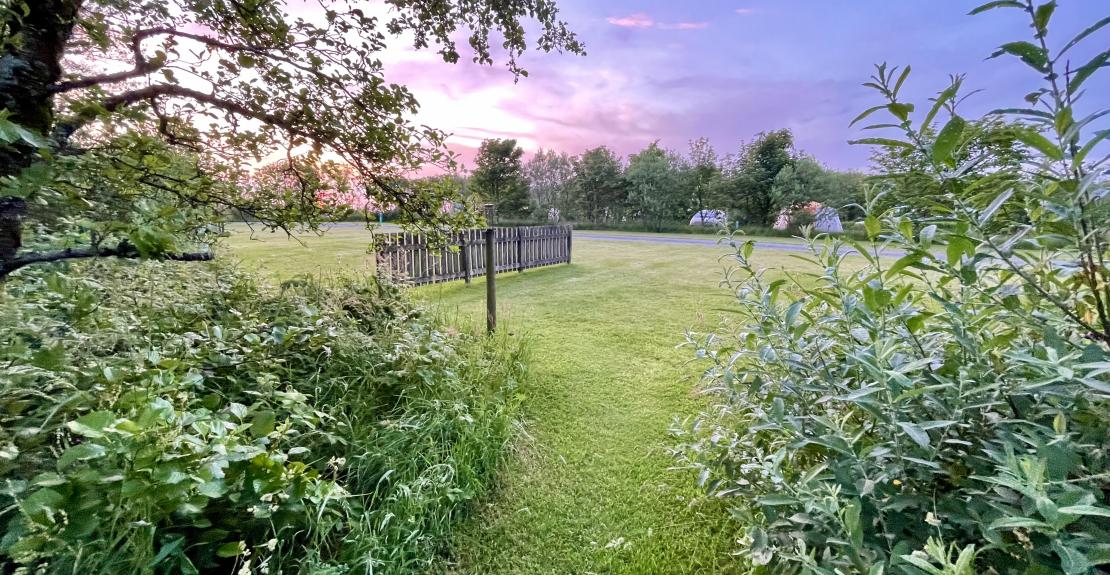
0 0 81 177
1 0 81 270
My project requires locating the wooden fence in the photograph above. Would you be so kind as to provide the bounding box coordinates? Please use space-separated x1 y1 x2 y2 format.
374 225 572 286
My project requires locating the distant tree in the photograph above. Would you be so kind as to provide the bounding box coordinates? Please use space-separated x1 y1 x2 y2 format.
470 139 530 217
771 155 828 213
626 142 684 230
685 137 722 216
524 149 576 220
723 129 795 225
771 154 867 224
826 170 867 221
573 146 627 222
772 154 861 207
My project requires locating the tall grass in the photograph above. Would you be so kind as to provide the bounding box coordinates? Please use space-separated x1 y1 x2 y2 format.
0 261 528 574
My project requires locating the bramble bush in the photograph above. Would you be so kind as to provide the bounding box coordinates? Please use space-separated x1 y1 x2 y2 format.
675 2 1110 574
0 260 527 574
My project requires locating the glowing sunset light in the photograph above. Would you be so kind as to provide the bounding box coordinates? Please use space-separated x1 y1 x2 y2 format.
374 0 1108 173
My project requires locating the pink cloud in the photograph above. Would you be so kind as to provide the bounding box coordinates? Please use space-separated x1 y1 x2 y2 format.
665 22 709 30
735 8 757 15
607 14 709 31
606 13 654 28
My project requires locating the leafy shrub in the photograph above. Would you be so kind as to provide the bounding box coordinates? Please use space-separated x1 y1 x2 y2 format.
0 261 527 574
675 2 1110 573
676 222 1110 573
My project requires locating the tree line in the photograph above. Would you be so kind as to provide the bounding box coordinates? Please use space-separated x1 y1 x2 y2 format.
465 130 867 229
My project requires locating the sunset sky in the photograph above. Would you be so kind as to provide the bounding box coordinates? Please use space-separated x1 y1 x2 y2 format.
378 0 1109 172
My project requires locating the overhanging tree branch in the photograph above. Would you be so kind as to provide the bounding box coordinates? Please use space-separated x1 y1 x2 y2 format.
0 241 212 279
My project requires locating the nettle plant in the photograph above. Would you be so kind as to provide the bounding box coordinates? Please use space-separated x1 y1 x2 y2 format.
675 2 1109 574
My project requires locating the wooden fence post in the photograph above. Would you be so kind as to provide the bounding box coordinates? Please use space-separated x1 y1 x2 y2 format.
484 205 496 333
517 227 524 273
566 225 573 264
461 233 472 285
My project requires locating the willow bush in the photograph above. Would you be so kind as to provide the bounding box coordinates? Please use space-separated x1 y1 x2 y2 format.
675 2 1109 573
0 261 527 574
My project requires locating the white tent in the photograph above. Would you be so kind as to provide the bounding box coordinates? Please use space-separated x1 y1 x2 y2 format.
689 209 727 226
813 207 843 233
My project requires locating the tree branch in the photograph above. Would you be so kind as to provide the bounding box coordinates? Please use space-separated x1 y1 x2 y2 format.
1 242 212 279
52 82 293 143
49 26 323 94
49 25 164 94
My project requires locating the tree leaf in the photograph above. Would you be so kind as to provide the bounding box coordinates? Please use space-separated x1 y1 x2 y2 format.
849 138 916 151
989 107 1054 122
1014 129 1063 160
990 41 1049 72
893 65 912 95
886 253 922 279
864 215 882 240
896 421 931 448
1033 1 1056 34
979 189 1014 225
850 105 888 127
933 115 967 164
250 411 276 437
888 102 915 122
1057 505 1110 519
1068 49 1110 95
58 443 107 468
758 494 800 506
922 83 960 133
1054 540 1091 575
969 0 1023 15
1075 129 1109 165
1059 15 1110 56
66 411 116 438
147 536 186 568
216 541 245 558
989 516 1053 530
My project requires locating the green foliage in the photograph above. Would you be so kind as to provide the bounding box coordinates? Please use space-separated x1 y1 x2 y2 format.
677 1 1110 573
573 146 628 223
677 217 1110 573
684 137 724 216
523 148 576 220
625 142 686 231
865 118 1026 223
0 262 527 574
470 138 531 218
771 154 866 220
720 129 796 225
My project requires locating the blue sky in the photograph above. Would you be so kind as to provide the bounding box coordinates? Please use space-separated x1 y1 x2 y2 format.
384 1 1110 171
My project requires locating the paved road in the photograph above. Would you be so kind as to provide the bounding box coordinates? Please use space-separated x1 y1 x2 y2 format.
574 232 907 257
575 232 814 253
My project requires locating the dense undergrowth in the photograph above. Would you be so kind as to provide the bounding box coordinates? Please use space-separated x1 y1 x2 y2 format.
0 261 527 574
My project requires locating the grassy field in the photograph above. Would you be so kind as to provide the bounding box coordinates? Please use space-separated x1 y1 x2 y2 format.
224 225 809 574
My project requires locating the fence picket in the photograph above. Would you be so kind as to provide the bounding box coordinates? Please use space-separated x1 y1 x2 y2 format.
374 225 571 286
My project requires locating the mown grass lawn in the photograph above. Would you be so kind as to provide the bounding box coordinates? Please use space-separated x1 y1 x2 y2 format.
225 224 809 574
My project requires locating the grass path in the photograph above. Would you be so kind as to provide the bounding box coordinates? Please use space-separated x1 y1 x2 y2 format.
225 227 802 573
417 239 799 574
